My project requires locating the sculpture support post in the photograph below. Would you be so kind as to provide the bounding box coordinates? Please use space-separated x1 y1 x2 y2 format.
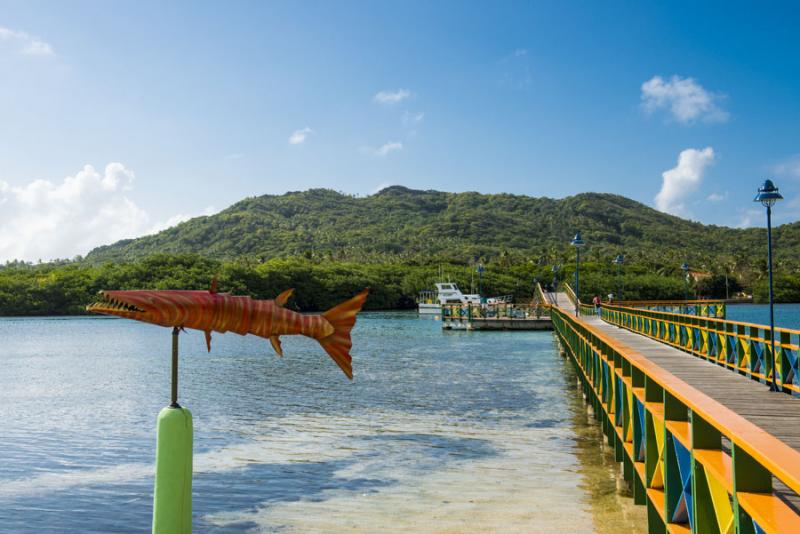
153 327 193 534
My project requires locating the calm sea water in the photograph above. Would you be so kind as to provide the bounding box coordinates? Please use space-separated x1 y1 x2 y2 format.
727 303 800 329
0 312 644 533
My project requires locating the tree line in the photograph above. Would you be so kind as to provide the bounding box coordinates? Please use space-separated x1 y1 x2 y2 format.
0 253 788 317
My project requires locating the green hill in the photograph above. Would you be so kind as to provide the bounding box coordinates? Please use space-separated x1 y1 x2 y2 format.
86 186 794 274
1 187 798 315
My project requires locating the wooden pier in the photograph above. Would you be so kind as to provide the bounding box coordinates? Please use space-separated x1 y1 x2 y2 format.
543 286 800 533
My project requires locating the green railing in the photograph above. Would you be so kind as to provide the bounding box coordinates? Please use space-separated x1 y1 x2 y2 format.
618 300 726 319
602 304 800 395
562 283 595 316
551 306 800 533
534 282 549 308
441 302 547 322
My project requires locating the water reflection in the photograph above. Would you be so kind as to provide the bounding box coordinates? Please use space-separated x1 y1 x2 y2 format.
562 357 647 533
0 312 647 532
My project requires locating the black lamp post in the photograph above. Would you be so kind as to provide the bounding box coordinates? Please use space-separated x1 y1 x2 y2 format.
681 262 690 301
476 263 485 298
571 232 585 316
612 254 624 301
551 264 560 292
754 179 783 392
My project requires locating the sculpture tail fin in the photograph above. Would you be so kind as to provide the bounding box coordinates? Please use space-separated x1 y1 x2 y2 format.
318 289 369 379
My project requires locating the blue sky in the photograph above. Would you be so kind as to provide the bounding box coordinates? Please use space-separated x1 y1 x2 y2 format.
0 1 799 261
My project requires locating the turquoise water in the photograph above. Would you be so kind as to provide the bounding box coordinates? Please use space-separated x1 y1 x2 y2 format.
0 313 644 532
726 303 800 329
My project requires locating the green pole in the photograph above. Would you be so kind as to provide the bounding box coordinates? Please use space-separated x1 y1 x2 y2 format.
153 327 193 534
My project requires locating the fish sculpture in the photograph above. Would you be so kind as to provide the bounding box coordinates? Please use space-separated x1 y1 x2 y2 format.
87 281 369 379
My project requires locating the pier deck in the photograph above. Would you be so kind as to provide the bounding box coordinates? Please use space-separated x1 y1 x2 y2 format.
546 290 800 532
550 292 800 453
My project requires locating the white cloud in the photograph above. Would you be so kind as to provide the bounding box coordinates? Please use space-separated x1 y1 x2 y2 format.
403 111 425 125
148 206 218 235
707 191 727 202
288 127 314 145
737 208 764 228
0 26 54 56
0 163 220 262
374 141 403 156
641 75 728 124
772 154 800 178
373 89 411 105
655 147 715 215
0 163 148 261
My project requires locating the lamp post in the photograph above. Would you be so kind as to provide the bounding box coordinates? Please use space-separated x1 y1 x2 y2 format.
476 263 485 298
551 264 560 292
571 232 585 316
612 254 624 301
681 262 690 302
754 179 783 392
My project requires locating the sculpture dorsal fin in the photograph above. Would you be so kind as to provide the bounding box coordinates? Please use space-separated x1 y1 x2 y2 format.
205 330 212 352
275 288 294 307
210 275 219 294
270 335 283 356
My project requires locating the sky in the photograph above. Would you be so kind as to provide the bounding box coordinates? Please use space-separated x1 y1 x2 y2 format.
0 1 799 262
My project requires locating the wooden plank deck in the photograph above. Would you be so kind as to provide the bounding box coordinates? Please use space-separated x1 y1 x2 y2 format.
546 292 800 510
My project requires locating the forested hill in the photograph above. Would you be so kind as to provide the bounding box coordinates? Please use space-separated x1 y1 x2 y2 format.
86 186 799 268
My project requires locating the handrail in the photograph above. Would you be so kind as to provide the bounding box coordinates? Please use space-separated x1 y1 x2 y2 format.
619 299 726 306
550 305 800 531
441 302 547 321
558 282 595 316
617 300 726 319
602 303 800 394
534 282 551 309
563 282 577 306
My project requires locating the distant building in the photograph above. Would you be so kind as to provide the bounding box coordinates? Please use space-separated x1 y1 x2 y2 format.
688 270 712 282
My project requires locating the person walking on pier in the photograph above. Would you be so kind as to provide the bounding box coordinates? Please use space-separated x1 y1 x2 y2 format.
592 295 601 316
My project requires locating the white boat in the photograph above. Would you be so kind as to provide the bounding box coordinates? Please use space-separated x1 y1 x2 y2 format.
417 282 482 314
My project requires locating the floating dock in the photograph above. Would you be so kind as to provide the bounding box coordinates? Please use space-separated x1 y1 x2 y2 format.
441 303 552 331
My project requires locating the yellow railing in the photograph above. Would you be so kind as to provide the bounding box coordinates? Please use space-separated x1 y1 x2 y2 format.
602 304 800 395
563 283 577 306
441 302 547 322
551 306 800 533
561 283 595 316
618 299 726 319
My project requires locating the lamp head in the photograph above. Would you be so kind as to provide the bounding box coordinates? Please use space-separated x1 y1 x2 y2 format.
613 254 624 265
681 262 690 272
754 179 783 208
570 232 585 247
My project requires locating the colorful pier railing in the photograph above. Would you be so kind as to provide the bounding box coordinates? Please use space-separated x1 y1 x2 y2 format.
618 300 727 319
562 283 595 316
602 304 800 395
550 305 800 534
441 302 547 321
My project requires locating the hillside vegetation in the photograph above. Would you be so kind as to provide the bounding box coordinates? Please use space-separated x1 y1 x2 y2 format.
87 187 798 274
1 187 798 315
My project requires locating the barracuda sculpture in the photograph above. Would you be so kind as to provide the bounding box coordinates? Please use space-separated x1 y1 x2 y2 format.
87 281 368 533
87 282 369 378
